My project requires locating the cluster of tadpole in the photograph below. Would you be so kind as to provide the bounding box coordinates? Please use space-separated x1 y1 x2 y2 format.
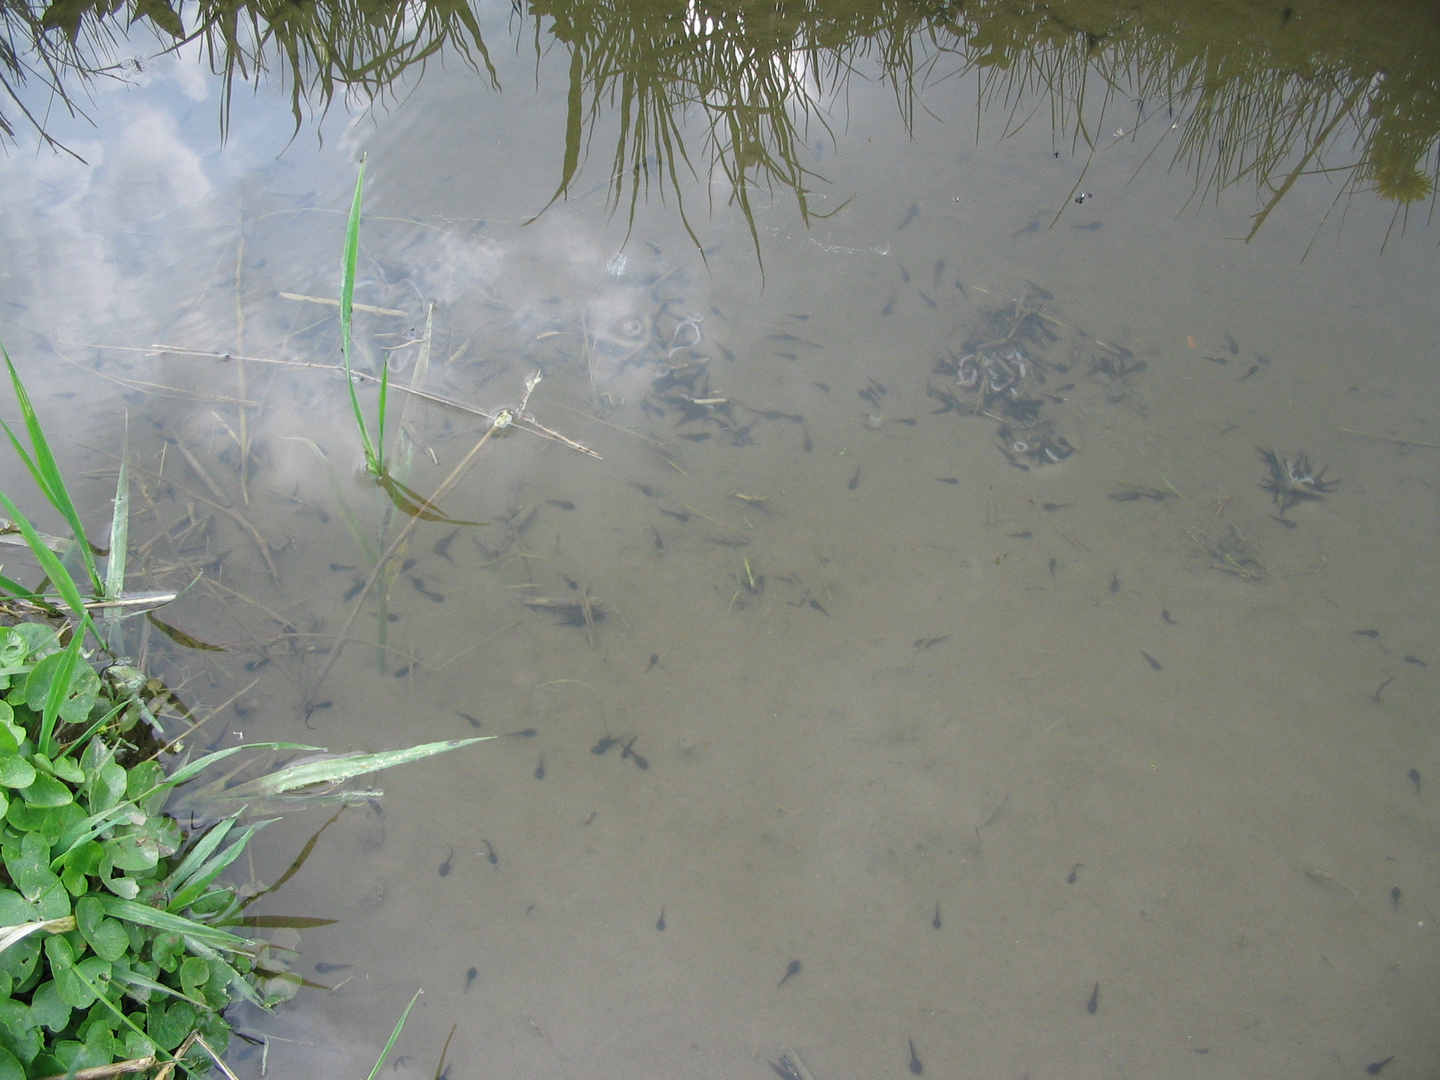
928 290 1147 470
929 291 1076 469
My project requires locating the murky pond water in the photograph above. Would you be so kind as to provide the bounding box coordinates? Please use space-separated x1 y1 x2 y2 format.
2 2 1439 1077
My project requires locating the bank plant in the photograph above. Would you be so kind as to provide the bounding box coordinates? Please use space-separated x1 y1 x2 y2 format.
0 344 485 1077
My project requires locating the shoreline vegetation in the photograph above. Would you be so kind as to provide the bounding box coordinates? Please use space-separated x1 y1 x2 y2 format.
0 0 1435 247
0 165 499 1077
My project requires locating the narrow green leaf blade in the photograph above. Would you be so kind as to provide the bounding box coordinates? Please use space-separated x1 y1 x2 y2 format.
340 156 377 473
365 989 422 1080
221 737 491 800
95 897 249 950
0 490 96 635
0 346 102 593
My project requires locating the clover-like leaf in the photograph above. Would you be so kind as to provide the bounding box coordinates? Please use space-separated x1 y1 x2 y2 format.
4 831 56 903
145 999 195 1051
7 800 84 845
85 761 127 815
0 628 26 670
47 756 84 786
27 980 70 1033
0 755 33 790
0 1043 27 1080
75 897 130 963
54 957 108 1009
179 955 210 1001
103 831 158 874
20 772 71 808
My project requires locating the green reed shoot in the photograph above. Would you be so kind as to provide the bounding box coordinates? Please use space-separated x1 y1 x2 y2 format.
340 155 389 478
0 342 105 646
1 344 102 595
365 989 423 1080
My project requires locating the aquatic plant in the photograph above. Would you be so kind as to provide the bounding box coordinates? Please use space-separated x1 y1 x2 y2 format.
340 156 389 481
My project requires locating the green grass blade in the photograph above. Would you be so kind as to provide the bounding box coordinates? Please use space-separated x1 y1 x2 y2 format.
96 896 251 950
104 434 129 600
38 629 83 756
1 345 102 593
365 989 422 1080
0 570 44 602
67 964 178 1062
55 699 126 760
167 824 261 912
161 741 320 790
50 742 318 864
0 488 98 638
103 427 130 650
163 817 240 897
340 156 378 474
217 737 493 801
374 357 389 475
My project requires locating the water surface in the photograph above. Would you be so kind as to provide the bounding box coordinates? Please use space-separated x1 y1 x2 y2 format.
1 3 1438 1077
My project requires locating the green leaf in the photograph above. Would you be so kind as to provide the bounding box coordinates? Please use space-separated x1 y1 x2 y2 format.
0 1000 27 1034
4 831 56 902
99 873 138 900
125 760 163 801
103 831 159 873
20 772 72 808
0 1043 25 1080
179 955 209 1000
86 761 126 815
0 493 97 639
121 1028 156 1061
163 817 237 898
0 630 25 673
48 756 83 785
163 741 318 791
102 430 130 655
42 933 74 972
80 1017 117 1064
130 0 184 37
9 800 84 845
0 757 33 790
54 956 108 1009
168 825 257 913
145 999 194 1051
33 636 98 754
364 988 422 1080
75 897 129 962
150 932 184 973
187 888 234 918
27 979 70 1032
340 156 380 475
